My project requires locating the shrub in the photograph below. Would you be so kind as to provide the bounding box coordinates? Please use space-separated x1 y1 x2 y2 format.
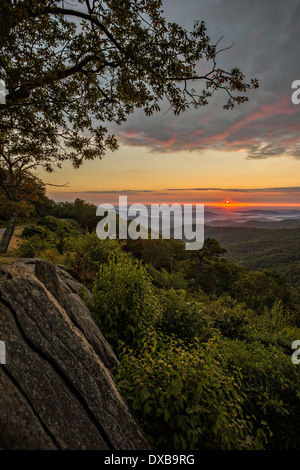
22 225 48 239
17 234 60 262
37 215 73 234
157 288 212 344
256 300 295 333
147 265 189 291
204 296 251 339
116 334 258 450
91 255 162 350
243 300 299 354
64 232 125 285
221 338 300 450
231 270 294 314
21 216 79 255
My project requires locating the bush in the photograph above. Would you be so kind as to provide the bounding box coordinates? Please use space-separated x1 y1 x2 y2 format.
204 296 251 339
116 334 258 450
37 215 73 234
17 234 60 262
64 232 125 286
22 225 48 239
91 255 162 350
21 216 80 255
221 338 300 450
255 300 295 333
147 265 189 291
243 300 299 354
157 288 212 344
231 270 294 314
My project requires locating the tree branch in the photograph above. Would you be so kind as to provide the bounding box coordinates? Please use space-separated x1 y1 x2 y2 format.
42 6 127 56
44 182 69 187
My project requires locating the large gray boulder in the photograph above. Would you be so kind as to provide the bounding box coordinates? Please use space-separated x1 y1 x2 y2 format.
0 259 149 450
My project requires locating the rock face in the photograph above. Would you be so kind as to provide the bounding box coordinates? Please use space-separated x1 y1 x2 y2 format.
0 258 149 450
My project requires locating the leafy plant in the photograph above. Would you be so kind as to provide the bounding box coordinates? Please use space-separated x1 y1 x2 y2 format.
204 296 251 339
65 232 125 286
157 288 211 344
221 338 300 450
117 334 257 450
91 255 162 350
17 234 60 262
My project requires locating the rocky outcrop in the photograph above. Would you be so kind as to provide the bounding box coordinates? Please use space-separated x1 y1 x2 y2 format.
0 259 149 450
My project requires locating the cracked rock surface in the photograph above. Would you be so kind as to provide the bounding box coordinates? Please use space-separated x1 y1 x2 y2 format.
0 259 149 450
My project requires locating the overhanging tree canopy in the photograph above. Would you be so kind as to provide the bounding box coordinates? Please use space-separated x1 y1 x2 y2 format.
0 0 258 252
0 0 258 170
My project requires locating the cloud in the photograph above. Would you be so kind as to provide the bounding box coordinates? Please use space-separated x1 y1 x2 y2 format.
246 143 300 160
63 187 300 195
72 189 155 194
166 187 300 194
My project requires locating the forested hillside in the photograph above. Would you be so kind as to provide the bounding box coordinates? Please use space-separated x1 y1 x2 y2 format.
206 226 300 288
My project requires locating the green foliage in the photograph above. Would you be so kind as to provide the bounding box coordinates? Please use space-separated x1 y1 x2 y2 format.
204 296 251 339
116 334 257 450
231 269 294 313
126 239 187 271
91 255 162 350
65 231 125 286
37 215 72 233
50 199 100 232
13 211 300 450
23 216 76 239
187 238 227 294
157 288 211 344
255 301 295 333
33 194 57 219
206 226 300 289
221 338 300 450
148 265 189 291
17 234 60 263
243 301 299 354
22 225 48 239
19 216 79 257
124 235 297 317
88 242 300 450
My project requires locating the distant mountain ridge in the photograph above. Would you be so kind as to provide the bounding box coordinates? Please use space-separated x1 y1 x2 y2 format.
206 219 300 229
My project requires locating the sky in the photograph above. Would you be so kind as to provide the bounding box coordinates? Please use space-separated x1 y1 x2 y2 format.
45 0 300 208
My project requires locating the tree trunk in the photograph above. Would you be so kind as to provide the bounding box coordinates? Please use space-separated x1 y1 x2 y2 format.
0 212 17 253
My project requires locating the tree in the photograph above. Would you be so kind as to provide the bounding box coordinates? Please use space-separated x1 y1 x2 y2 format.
0 1 258 250
189 237 227 292
33 193 57 218
0 0 259 156
231 269 295 313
